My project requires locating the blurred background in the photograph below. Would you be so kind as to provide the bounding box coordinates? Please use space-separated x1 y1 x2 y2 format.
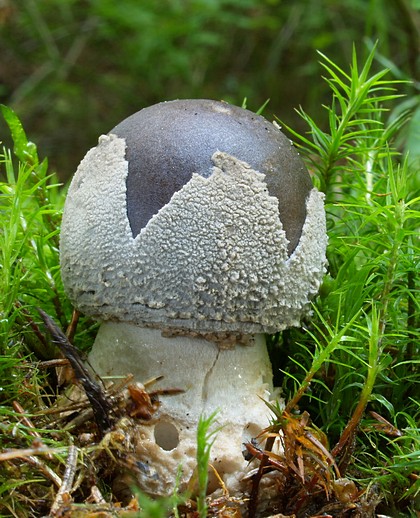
0 0 419 180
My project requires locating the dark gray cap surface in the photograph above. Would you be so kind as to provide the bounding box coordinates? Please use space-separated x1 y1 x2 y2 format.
111 99 312 254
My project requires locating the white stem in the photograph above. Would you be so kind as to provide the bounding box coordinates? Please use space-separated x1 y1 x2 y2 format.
88 322 274 496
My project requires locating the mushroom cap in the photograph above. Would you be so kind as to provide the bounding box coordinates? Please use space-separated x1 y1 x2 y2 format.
60 100 327 338
111 99 313 254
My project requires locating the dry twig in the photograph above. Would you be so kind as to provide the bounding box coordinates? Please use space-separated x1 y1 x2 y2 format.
49 444 78 516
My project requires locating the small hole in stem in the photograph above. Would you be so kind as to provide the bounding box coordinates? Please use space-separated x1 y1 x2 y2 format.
154 420 180 451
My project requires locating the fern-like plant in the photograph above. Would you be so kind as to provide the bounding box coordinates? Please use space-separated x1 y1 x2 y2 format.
267 44 420 516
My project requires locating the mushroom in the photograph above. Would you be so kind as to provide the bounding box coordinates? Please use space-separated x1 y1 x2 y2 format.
60 99 327 498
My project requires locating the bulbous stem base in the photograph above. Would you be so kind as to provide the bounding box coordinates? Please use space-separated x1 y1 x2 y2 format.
88 322 275 497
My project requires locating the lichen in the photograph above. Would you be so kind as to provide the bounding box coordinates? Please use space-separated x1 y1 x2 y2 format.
60 134 327 336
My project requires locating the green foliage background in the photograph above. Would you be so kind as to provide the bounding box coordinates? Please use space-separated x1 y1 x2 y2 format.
0 0 419 179
0 1 419 516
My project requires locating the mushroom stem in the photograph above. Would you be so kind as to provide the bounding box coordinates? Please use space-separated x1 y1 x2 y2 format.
88 322 274 496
